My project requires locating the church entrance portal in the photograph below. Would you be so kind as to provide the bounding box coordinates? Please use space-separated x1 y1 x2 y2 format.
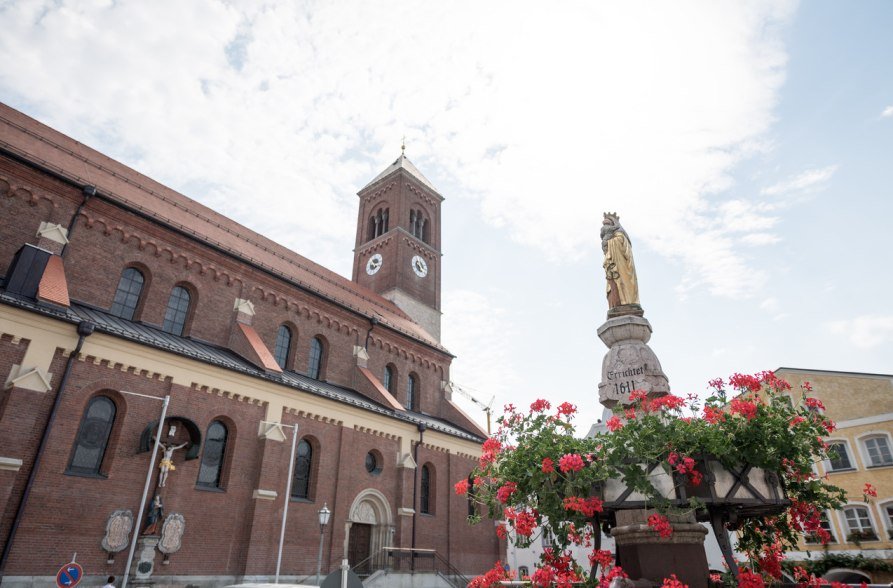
344 489 393 576
348 523 372 572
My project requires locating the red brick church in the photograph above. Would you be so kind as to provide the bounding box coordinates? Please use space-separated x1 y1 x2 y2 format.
0 102 500 586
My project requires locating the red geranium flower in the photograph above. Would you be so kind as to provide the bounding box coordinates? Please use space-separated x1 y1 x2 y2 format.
558 453 585 473
541 457 555 473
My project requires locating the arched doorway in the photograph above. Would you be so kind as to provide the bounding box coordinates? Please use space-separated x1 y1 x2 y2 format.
824 568 872 583
345 489 393 574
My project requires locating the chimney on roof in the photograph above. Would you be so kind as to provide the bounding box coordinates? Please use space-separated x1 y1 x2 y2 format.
226 298 282 375
3 244 71 309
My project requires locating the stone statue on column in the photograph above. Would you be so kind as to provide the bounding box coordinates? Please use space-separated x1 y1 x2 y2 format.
597 213 667 407
601 213 643 318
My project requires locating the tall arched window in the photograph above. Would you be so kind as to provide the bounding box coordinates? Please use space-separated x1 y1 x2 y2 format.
407 373 418 411
420 464 433 514
369 208 390 240
197 420 228 489
162 285 191 336
383 365 396 393
67 395 117 476
274 325 293 369
292 439 313 500
308 336 325 379
421 219 429 244
109 267 145 320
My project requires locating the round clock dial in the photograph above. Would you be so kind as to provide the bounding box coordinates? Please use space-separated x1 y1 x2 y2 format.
366 253 383 275
411 255 428 278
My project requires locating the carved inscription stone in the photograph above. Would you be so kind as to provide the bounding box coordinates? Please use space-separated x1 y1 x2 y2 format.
597 315 669 409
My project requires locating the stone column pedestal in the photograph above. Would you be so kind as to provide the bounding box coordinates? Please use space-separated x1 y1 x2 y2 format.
132 535 159 584
611 510 708 588
597 315 669 409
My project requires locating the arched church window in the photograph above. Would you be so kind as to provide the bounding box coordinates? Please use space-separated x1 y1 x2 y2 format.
109 267 145 320
162 285 192 336
308 336 326 379
420 463 434 514
274 325 293 369
422 219 429 244
407 373 418 411
292 438 313 500
197 420 228 489
384 364 396 393
67 395 117 476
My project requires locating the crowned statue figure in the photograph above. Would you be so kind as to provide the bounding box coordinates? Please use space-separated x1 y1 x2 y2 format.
601 212 641 316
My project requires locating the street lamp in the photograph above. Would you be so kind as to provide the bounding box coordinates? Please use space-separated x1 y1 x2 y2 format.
316 503 331 585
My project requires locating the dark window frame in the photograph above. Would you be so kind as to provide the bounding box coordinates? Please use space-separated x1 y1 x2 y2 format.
308 336 326 380
162 284 193 336
109 267 145 320
291 438 314 500
384 364 396 394
196 420 228 490
274 324 293 370
407 373 418 411
66 395 117 477
420 463 433 514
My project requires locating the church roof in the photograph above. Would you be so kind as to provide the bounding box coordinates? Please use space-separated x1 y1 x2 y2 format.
0 291 483 442
362 153 441 196
0 103 446 353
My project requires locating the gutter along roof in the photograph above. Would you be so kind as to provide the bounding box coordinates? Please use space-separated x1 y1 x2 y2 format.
0 290 483 443
0 102 447 354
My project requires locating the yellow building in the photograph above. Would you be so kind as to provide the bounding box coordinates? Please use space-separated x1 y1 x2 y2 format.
776 367 893 582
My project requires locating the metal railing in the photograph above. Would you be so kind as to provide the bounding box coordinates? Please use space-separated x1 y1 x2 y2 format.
351 547 471 587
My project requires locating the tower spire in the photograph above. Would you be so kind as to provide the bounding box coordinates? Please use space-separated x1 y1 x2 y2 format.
401 136 406 156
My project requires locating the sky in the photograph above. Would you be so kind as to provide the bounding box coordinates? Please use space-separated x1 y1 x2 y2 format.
1 0 891 434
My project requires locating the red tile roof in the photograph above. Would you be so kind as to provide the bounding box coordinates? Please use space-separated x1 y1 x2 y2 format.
37 254 70 307
0 103 446 352
357 366 406 411
236 322 283 373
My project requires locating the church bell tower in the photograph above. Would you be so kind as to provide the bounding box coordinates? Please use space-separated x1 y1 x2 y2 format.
352 152 443 341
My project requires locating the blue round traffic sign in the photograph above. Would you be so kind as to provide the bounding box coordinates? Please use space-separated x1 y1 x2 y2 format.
55 561 83 587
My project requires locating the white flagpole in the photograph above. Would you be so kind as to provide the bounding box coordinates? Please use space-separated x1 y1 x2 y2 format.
122 395 169 588
275 423 299 584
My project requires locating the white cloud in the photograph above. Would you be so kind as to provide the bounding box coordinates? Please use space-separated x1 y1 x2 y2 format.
741 232 781 246
761 165 838 197
760 297 779 312
882 105 893 118
828 315 893 349
441 289 522 415
0 0 797 296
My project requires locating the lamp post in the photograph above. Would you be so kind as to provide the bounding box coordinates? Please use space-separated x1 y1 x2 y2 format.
316 503 331 585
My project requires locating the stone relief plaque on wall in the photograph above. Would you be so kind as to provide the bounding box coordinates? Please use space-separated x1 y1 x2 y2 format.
101 509 134 553
353 502 376 524
158 513 186 554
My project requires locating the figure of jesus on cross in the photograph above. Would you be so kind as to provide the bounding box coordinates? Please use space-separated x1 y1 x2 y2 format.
157 438 188 487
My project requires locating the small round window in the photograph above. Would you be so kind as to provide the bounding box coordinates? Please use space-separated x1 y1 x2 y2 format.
365 450 382 476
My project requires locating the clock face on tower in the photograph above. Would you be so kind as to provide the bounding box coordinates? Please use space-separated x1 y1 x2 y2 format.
411 255 428 278
366 253 383 275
